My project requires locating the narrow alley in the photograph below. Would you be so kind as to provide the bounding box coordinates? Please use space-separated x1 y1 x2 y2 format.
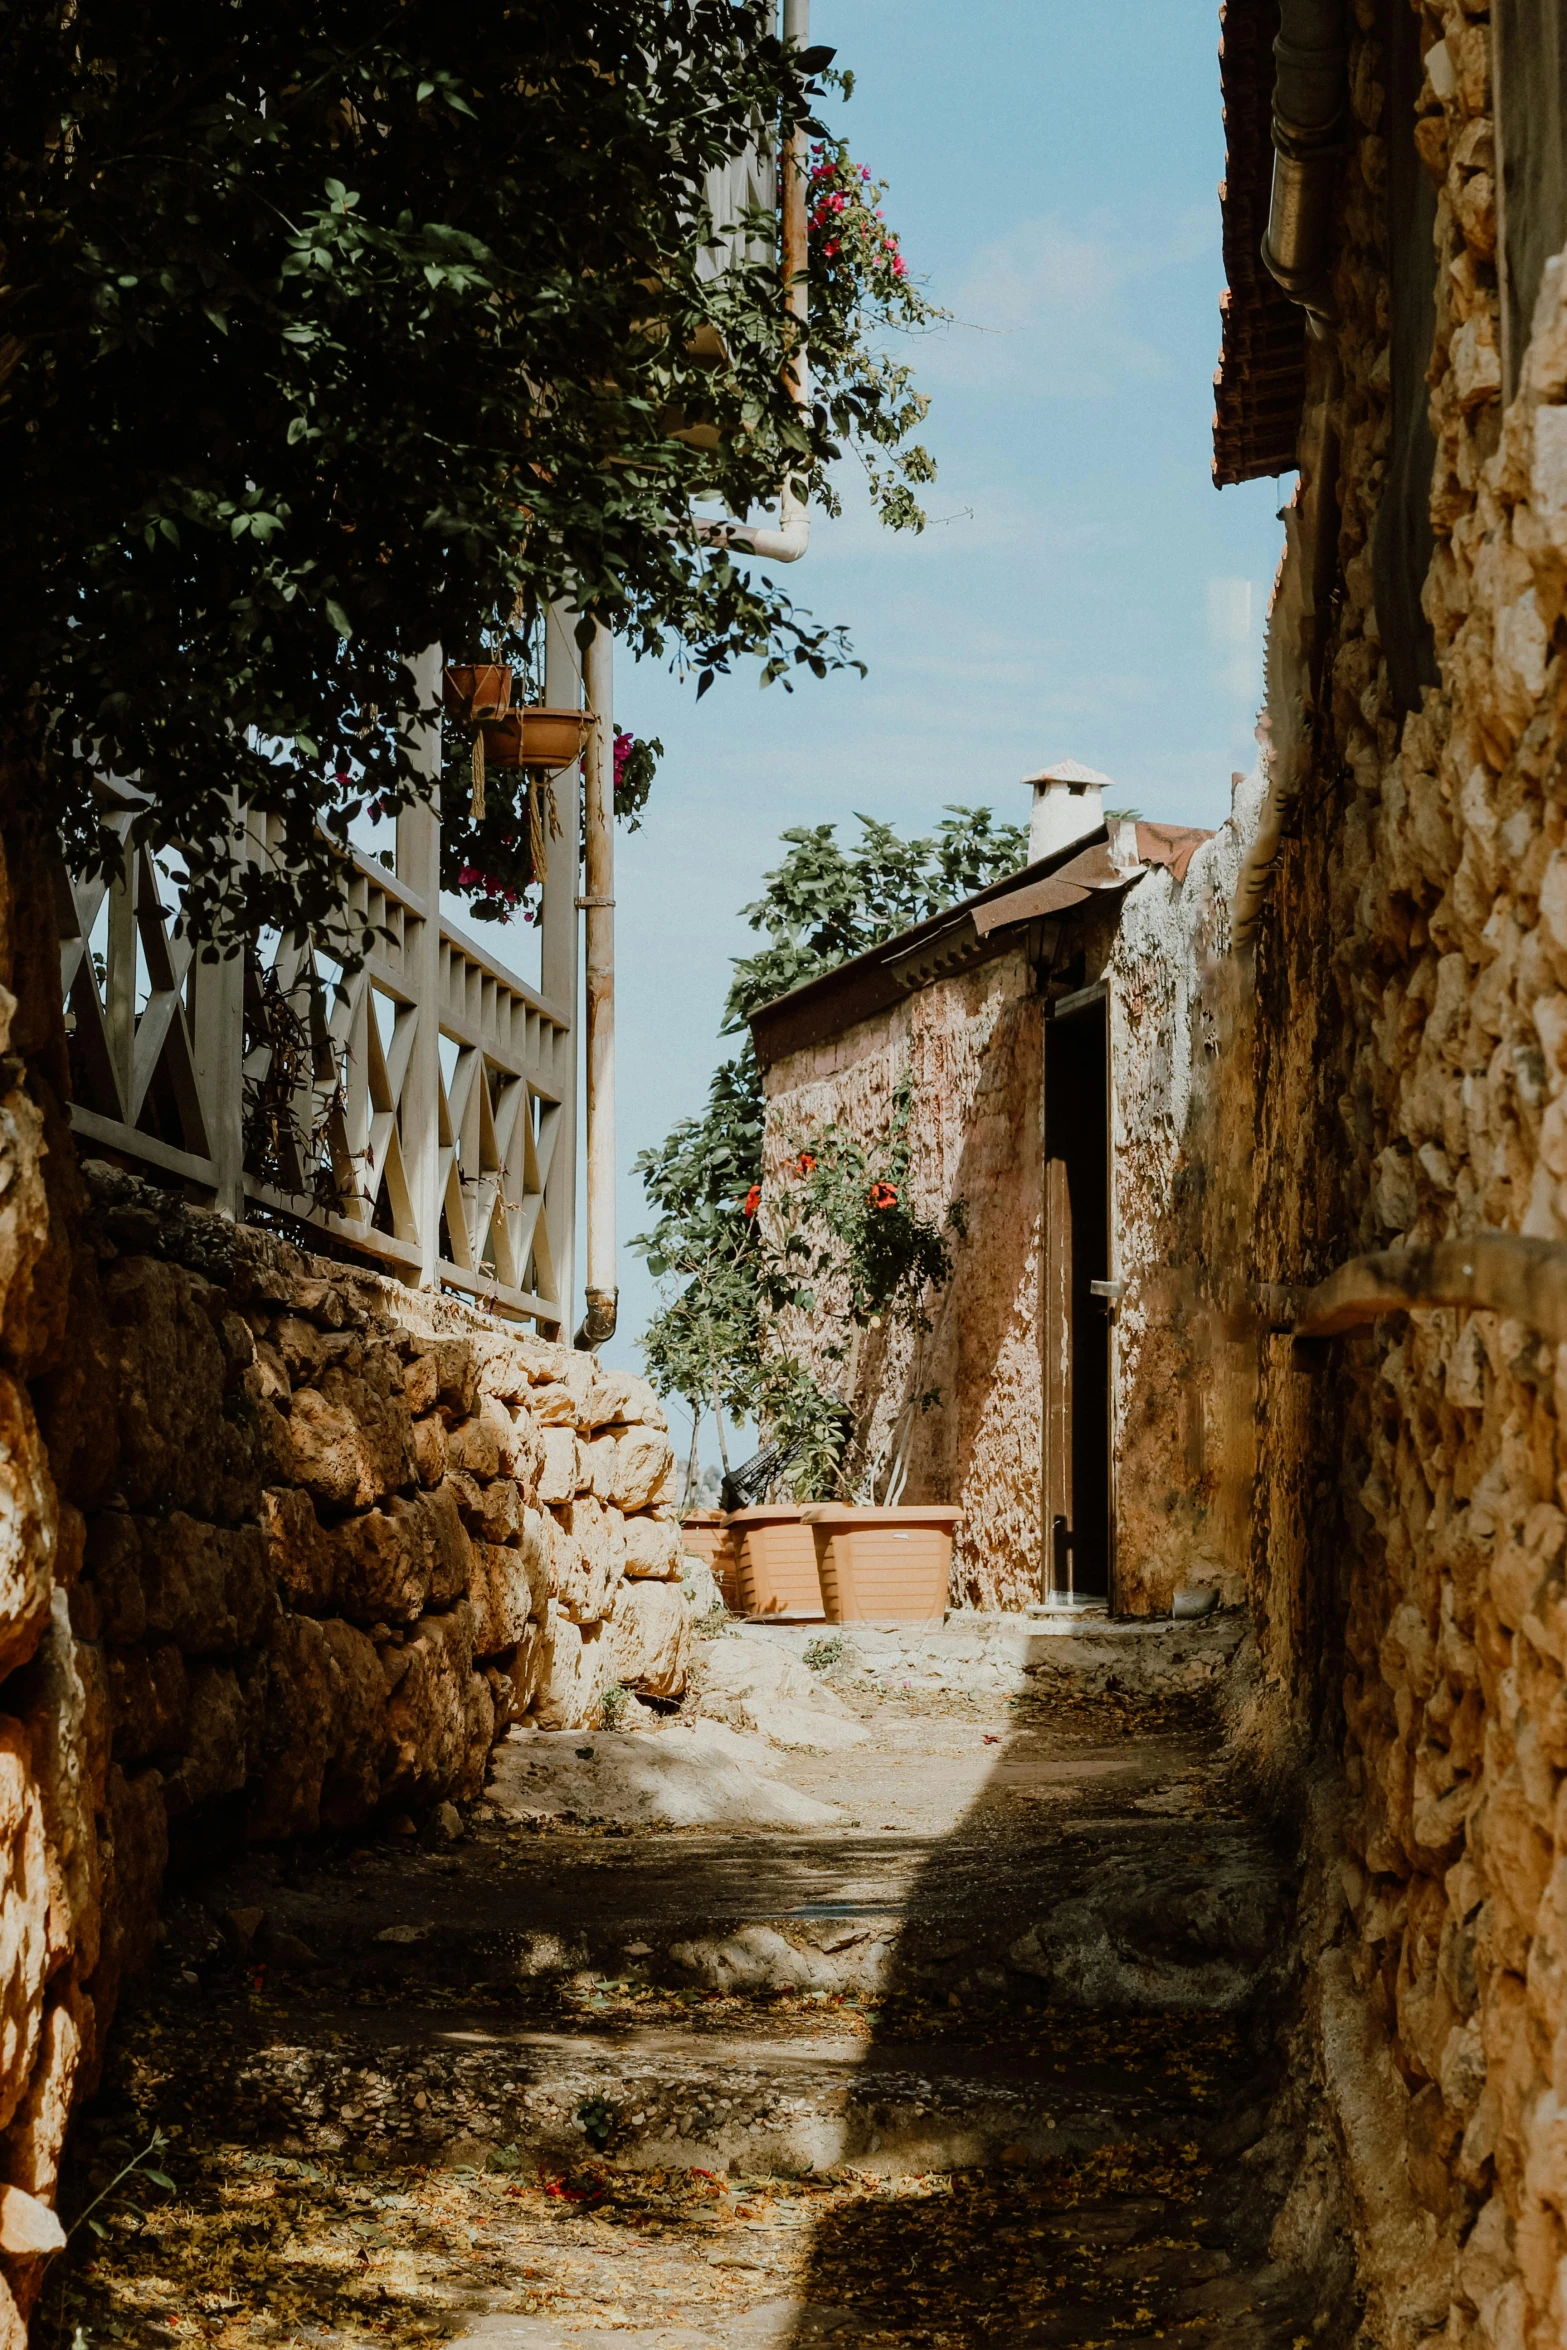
45 1615 1346 2350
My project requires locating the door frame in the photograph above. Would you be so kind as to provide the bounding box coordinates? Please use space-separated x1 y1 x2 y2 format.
1040 979 1116 1609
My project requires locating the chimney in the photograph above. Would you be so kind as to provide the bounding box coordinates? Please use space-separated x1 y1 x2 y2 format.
1022 759 1115 864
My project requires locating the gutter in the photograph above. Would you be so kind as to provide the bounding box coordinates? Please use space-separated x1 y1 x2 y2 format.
1261 0 1348 324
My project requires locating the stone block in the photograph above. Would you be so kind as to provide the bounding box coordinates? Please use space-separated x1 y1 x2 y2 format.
103 1257 258 1522
609 1579 690 1698
612 1427 677 1513
622 1512 682 1580
529 1606 607 1731
0 1981 88 2204
318 1620 387 1830
410 1338 478 1420
580 1433 618 1500
554 1497 624 1624
138 1514 273 1653
446 1409 501 1481
330 1484 471 1625
0 1374 55 1682
105 1645 189 1764
381 1609 477 1804
469 1543 535 1657
537 1426 579 1504
0 1728 49 2139
286 1365 416 1510
85 1513 144 1646
245 1614 334 1841
162 1665 248 1816
586 1370 668 1431
260 1486 334 1615
95 1761 168 2006
411 1415 448 1488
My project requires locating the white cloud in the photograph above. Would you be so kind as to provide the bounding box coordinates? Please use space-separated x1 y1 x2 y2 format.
920 205 1212 396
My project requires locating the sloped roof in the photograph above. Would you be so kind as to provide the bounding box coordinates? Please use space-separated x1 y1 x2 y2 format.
1213 0 1306 487
748 822 1215 1070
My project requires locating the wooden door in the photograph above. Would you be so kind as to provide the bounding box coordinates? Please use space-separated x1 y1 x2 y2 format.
1042 995 1112 1601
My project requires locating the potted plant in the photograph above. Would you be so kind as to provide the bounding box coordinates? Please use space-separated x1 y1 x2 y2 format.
442 663 514 725
480 705 595 772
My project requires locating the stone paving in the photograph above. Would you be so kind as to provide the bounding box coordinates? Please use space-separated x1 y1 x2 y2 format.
38 1615 1358 2349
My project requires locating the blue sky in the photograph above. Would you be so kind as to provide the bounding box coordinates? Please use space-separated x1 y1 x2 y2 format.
579 0 1289 1450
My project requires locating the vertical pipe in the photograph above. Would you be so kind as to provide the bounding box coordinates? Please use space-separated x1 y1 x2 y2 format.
781 0 811 469
577 621 617 1348
398 643 444 1291
541 601 583 1335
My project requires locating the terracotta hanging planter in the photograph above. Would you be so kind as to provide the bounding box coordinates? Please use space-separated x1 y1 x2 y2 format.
726 1504 825 1620
442 663 514 725
479 705 595 772
801 1504 961 1624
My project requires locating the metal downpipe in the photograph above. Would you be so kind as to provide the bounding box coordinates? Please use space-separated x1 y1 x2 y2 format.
1262 0 1348 321
575 622 617 1350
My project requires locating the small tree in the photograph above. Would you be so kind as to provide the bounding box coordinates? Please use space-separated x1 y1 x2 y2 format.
635 805 1026 1495
0 10 941 954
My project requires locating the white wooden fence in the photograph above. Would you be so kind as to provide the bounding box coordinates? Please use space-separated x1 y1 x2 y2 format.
56 791 573 1333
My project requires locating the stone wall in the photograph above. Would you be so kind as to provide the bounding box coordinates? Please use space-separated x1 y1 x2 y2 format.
1124 1 1567 2336
759 947 1045 1609
0 1116 688 2335
79 1165 691 1831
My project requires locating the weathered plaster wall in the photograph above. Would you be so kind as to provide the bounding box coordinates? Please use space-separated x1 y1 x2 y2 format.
760 949 1045 1609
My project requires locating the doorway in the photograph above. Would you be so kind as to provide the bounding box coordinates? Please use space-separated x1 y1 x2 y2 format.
1042 993 1112 1603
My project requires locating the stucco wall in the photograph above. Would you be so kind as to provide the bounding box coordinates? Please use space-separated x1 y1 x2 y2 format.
760 948 1045 1609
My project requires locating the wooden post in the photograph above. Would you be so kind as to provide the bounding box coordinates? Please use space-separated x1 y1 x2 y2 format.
399 644 444 1291
190 798 247 1219
540 601 582 1334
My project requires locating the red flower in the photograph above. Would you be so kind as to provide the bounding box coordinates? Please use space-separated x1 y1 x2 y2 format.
743 1185 762 1219
795 1151 817 1176
867 1182 898 1210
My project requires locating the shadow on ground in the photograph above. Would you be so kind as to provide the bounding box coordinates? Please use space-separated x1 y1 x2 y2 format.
35 1619 1360 2349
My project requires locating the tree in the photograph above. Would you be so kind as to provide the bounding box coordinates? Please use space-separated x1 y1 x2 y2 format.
634 805 1029 1487
0 4 939 950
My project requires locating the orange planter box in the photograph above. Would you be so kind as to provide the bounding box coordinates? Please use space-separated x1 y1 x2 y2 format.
727 1506 825 1619
802 1506 961 1624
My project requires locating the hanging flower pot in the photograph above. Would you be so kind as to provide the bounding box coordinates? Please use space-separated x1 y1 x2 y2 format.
480 706 595 772
442 663 514 725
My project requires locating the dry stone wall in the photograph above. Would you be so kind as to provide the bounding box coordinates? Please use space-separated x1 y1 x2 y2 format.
1108 1 1567 2337
0 1072 687 2337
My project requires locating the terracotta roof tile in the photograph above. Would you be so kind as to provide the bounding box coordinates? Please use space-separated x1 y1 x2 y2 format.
1213 0 1306 487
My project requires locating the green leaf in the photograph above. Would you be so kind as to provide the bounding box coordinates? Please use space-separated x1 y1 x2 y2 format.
324 600 352 640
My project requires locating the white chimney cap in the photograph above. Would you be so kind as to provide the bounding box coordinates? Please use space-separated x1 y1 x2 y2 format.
1021 758 1116 790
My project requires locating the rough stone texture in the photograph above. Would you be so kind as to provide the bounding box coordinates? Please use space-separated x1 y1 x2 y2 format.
0 977 689 2321
1092 11 1567 2338
760 950 1046 1608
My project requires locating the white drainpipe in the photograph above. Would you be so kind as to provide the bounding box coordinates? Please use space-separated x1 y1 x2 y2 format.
693 0 812 564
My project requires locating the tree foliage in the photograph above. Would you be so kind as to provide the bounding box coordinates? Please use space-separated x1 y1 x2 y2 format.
723 803 1031 1026
0 2 937 949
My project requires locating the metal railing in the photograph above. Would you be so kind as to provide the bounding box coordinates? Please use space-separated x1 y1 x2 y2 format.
56 793 571 1332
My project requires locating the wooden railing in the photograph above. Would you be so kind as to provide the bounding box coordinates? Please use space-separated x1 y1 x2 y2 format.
56 796 571 1332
